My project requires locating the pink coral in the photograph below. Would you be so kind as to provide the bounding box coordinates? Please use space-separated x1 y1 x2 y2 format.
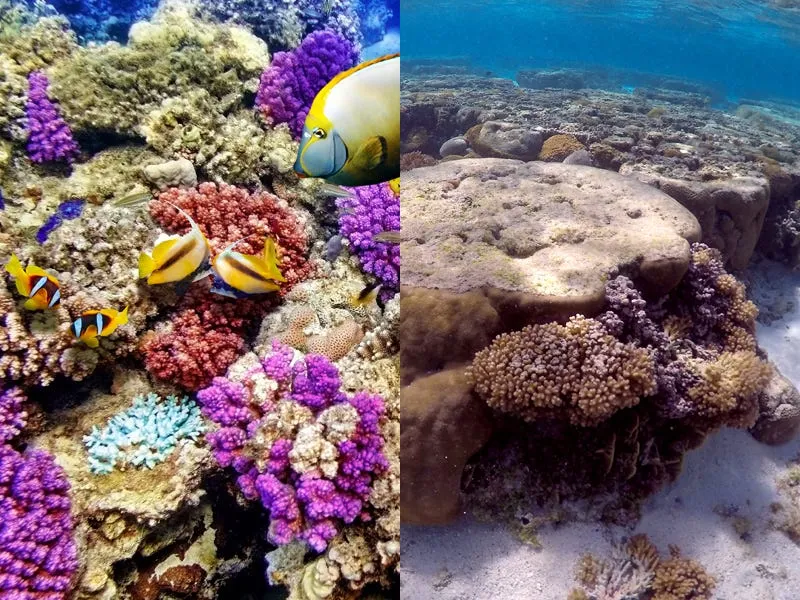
142 183 312 390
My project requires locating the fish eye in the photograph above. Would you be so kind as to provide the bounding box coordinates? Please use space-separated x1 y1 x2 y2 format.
312 128 326 139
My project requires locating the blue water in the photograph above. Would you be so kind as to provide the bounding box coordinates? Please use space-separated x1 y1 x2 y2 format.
402 0 800 103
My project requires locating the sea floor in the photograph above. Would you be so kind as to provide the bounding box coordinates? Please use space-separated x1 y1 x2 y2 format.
400 258 800 599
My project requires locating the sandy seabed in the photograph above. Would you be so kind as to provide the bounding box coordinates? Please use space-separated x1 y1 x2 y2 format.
400 259 800 600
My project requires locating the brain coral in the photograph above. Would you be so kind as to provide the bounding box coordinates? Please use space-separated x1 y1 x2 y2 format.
469 315 656 427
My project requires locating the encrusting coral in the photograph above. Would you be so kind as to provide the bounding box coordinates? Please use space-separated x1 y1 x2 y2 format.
25 70 79 164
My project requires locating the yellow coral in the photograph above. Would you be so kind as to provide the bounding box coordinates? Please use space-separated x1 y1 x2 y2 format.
538 134 584 161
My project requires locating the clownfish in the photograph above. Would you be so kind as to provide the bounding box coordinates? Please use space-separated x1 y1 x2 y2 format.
294 54 399 186
138 203 211 286
4 254 61 310
210 237 286 299
71 306 128 348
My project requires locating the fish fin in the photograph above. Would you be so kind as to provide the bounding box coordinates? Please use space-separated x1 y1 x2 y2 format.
138 253 155 279
192 267 214 282
112 306 129 328
4 253 24 278
209 285 240 299
23 295 48 311
83 336 100 348
26 265 57 286
263 238 287 282
351 136 388 171
151 237 179 264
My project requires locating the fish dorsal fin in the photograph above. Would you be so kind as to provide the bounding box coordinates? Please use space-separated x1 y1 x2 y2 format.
27 264 59 285
351 136 388 171
218 237 249 260
151 238 179 263
263 238 286 282
315 54 399 108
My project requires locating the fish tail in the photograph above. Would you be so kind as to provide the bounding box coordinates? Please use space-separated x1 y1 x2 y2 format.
4 253 24 278
115 306 129 327
138 253 155 279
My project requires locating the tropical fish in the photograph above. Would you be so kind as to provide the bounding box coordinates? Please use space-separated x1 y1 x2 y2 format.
294 54 400 186
71 306 129 348
388 177 400 196
4 253 61 310
138 203 211 286
111 190 151 208
318 182 355 199
350 282 382 308
210 237 286 299
372 230 404 244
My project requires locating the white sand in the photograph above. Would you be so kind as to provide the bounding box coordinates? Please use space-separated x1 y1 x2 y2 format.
400 258 800 599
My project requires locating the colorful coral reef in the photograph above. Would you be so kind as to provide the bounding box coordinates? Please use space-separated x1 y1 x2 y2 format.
337 182 400 301
198 340 389 553
25 70 79 164
255 29 359 138
83 393 205 474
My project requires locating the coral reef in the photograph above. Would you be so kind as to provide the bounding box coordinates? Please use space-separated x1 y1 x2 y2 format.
25 70 79 164
255 29 359 138
337 182 400 301
48 0 159 43
36 197 84 243
0 383 27 443
84 393 205 474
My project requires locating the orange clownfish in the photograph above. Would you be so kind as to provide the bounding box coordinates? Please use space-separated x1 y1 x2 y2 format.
138 203 211 286
71 306 129 348
4 254 62 310
210 237 286 299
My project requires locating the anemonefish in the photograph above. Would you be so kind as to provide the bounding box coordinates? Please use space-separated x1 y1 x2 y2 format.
4 254 61 310
138 203 211 286
71 306 129 348
210 237 286 299
294 54 400 186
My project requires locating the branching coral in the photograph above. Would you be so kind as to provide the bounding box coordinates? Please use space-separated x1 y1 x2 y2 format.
197 340 389 552
25 70 79 164
255 29 359 138
469 315 656 427
84 393 205 474
337 182 400 302
0 383 26 444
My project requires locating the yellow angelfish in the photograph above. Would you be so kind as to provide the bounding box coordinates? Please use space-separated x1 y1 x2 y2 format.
4 254 62 310
210 237 286 299
294 54 400 186
138 203 211 286
71 307 129 348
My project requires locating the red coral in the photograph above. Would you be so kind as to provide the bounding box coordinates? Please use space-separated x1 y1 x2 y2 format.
150 182 312 289
142 183 312 390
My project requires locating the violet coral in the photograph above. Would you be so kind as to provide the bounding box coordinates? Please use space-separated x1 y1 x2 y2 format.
197 340 389 552
0 385 27 445
337 182 400 301
255 30 359 138
25 70 79 164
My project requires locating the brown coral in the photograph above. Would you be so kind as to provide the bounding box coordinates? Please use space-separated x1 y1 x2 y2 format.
652 556 715 600
469 315 656 427
538 134 584 162
307 320 364 361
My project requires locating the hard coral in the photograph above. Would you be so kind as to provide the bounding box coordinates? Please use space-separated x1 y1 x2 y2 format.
0 384 26 444
469 315 656 427
0 445 78 599
337 182 400 302
255 30 359 138
25 71 79 164
197 340 388 552
538 133 584 162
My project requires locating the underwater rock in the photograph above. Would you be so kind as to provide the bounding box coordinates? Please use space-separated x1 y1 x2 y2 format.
467 120 543 161
623 168 769 270
439 136 469 157
400 367 493 525
751 365 800 445
142 157 197 190
563 148 595 166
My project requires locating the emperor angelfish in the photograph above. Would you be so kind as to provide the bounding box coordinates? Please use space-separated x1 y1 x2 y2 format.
294 54 400 187
4 253 61 310
138 203 211 286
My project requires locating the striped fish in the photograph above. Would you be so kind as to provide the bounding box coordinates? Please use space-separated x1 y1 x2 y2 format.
138 202 211 286
210 237 285 299
4 253 61 310
71 306 129 348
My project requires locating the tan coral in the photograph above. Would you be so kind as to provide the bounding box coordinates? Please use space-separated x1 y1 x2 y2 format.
308 320 364 361
651 556 715 600
538 133 584 161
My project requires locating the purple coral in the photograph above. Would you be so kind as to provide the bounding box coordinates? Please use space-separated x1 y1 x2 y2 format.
0 445 78 599
36 199 86 244
0 386 27 445
197 340 389 552
255 30 359 138
337 182 400 301
25 71 79 165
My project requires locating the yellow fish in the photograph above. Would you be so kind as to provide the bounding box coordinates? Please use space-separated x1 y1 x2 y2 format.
294 54 400 186
71 306 129 348
210 237 286 299
138 203 211 286
388 177 400 196
4 254 62 310
350 282 382 308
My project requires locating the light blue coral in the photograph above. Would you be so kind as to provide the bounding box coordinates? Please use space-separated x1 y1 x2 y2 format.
84 393 206 475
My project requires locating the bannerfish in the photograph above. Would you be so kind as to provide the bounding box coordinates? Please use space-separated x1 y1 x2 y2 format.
138 203 211 286
294 54 400 186
210 237 286 299
350 282 382 308
71 306 129 348
4 253 61 310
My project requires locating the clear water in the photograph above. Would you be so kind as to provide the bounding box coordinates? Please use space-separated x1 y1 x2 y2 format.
402 0 800 102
